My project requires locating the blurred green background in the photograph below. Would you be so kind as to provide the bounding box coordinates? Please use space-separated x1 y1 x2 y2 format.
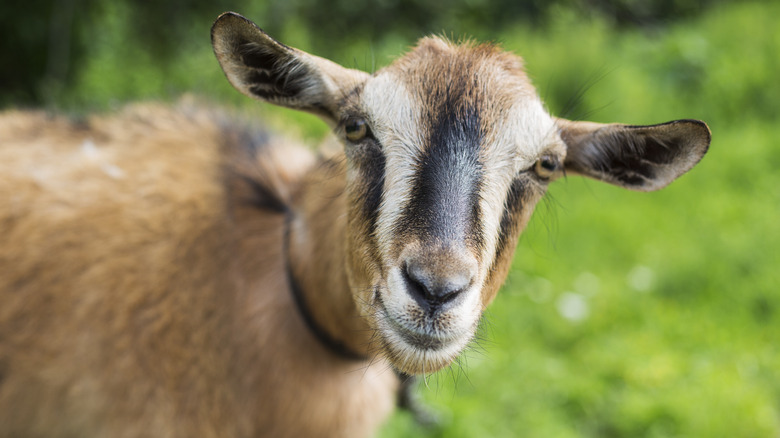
3 0 779 436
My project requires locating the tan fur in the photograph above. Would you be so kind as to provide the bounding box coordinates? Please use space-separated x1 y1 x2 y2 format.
0 103 397 437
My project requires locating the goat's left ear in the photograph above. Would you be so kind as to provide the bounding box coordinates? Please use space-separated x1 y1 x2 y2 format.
211 12 369 123
556 118 711 191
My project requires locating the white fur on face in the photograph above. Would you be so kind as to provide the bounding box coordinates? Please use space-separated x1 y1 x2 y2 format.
361 73 424 263
476 97 562 289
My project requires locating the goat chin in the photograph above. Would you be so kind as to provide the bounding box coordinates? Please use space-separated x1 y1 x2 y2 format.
381 331 474 376
371 308 477 375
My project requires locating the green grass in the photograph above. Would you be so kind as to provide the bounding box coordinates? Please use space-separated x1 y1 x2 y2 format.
39 1 780 436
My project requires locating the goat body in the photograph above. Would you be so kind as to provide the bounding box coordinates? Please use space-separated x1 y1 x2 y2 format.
0 105 397 437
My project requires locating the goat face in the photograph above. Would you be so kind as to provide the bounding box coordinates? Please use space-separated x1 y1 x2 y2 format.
211 13 710 375
346 39 562 374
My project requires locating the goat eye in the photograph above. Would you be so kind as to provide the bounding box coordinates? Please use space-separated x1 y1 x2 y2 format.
344 118 369 142
534 154 559 180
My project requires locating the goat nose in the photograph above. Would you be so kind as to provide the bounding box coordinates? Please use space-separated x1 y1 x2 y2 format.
403 257 475 307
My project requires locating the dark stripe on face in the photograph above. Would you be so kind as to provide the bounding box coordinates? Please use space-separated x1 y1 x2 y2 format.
349 141 386 264
396 93 485 250
360 146 386 240
485 177 528 287
493 178 526 261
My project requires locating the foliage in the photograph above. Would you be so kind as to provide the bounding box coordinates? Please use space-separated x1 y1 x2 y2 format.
2 0 725 107
3 0 779 436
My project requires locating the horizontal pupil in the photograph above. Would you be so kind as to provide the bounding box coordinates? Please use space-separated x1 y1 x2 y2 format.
346 120 365 133
541 158 556 170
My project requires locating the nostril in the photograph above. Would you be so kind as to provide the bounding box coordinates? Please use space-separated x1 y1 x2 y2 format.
403 260 471 306
402 264 427 302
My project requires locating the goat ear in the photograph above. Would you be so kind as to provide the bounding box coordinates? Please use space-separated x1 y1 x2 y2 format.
211 12 368 123
556 118 711 191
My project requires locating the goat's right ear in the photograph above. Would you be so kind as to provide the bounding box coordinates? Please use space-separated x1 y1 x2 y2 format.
211 12 369 123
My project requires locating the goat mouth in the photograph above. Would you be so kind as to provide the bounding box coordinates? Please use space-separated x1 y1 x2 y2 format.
373 294 471 374
386 314 448 351
375 293 452 349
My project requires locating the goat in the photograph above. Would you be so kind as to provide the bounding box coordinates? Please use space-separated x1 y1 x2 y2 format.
0 12 710 438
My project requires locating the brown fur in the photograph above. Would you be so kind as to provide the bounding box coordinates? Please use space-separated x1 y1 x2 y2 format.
0 103 397 437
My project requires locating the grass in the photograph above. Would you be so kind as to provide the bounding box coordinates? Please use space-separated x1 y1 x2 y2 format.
25 0 780 436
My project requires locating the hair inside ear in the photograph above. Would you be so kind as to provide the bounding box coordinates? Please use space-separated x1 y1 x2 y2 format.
212 13 313 105
211 12 371 123
559 119 710 191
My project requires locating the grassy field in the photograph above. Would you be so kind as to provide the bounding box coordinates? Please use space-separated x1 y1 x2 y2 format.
17 1 780 436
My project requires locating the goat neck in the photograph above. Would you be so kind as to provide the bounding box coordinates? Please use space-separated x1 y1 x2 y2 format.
286 155 374 360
